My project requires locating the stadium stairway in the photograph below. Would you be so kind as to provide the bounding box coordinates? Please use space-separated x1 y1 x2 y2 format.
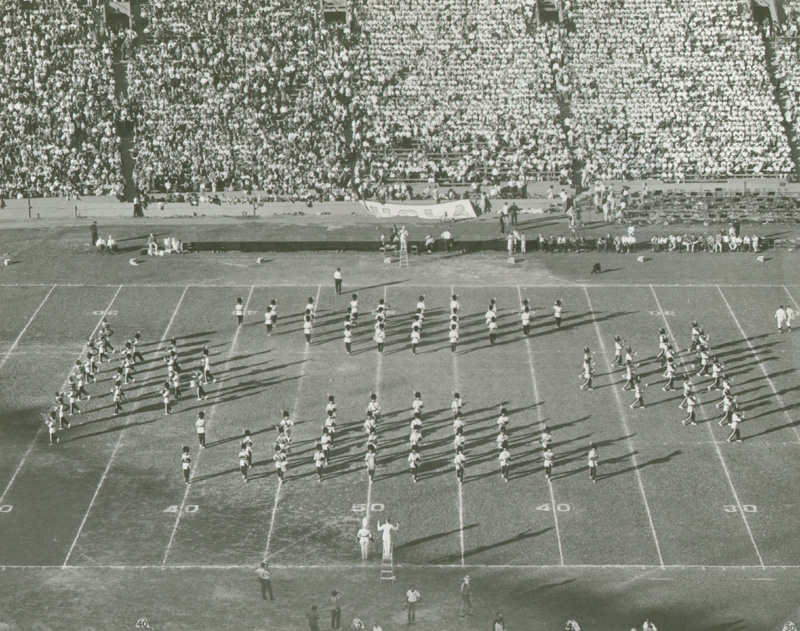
113 53 137 203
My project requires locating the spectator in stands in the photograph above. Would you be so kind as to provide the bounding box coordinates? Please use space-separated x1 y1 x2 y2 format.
0 3 122 199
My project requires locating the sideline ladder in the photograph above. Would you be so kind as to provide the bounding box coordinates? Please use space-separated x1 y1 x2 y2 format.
380 546 396 583
398 241 408 268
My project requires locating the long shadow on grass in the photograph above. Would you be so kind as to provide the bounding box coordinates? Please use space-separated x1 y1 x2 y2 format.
433 527 554 564
395 525 478 552
599 449 682 481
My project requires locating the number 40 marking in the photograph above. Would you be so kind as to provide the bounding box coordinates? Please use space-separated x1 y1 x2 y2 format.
164 505 199 513
724 505 757 513
537 503 571 512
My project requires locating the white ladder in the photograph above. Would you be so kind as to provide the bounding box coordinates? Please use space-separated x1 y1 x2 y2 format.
398 241 408 268
380 546 396 583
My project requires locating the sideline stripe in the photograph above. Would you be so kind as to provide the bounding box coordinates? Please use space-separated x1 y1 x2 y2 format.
0 286 123 508
262 284 322 562
0 282 798 289
0 284 56 371
62 286 190 568
162 286 255 567
651 286 765 570
517 286 565 566
583 287 666 569
8 562 799 571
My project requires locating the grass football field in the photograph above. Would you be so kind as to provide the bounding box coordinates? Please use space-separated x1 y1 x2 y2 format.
1 242 800 631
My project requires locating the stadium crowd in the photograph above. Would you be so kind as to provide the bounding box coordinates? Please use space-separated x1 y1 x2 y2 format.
0 2 122 199
356 0 571 187
566 0 794 182
128 0 358 199
4 0 800 199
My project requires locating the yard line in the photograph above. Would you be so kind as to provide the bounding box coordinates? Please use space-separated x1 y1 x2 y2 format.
717 286 800 444
61 286 190 569
0 285 123 508
2 282 798 289
262 284 322 562
363 285 386 533
451 286 466 568
9 562 796 571
782 285 800 314
0 284 56 372
651 286 766 570
517 286 565 566
583 287 666 569
162 285 255 568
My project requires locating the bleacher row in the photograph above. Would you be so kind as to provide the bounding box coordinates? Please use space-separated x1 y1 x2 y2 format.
5 0 800 203
574 188 800 225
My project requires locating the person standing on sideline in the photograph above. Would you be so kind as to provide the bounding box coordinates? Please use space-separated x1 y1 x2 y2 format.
357 518 373 559
787 305 797 332
334 268 343 294
553 300 563 329
776 305 788 333
493 612 506 631
406 585 421 624
459 575 473 617
195 411 206 448
235 297 244 326
376 519 398 558
90 221 99 249
307 605 321 631
255 561 275 601
330 590 342 630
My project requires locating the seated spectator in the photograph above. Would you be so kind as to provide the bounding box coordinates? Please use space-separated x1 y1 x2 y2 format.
147 233 158 256
424 234 436 254
107 235 118 253
96 236 107 254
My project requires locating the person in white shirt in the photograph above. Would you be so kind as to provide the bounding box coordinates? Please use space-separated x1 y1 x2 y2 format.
786 306 796 332
235 297 244 326
440 228 454 252
356 518 373 560
333 267 343 294
406 585 421 624
776 305 788 333
376 520 398 558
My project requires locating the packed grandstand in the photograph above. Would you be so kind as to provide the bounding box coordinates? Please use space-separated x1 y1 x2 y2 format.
2 0 800 201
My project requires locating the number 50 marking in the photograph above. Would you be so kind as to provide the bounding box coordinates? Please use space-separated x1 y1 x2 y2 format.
352 503 384 512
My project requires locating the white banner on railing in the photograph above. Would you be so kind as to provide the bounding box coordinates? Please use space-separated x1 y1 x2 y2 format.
362 199 477 220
